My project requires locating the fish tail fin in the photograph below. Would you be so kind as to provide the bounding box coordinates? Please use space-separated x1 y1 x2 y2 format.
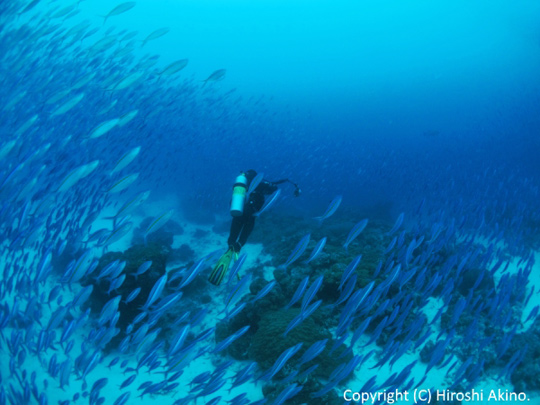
324 303 337 311
97 14 107 25
103 216 118 228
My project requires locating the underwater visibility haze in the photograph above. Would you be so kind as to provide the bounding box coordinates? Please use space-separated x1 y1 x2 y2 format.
1 0 540 404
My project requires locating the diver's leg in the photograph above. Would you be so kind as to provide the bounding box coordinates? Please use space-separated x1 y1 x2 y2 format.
211 217 244 285
228 217 243 247
238 216 255 248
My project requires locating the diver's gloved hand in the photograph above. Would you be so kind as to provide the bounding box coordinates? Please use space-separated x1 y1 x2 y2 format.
229 242 242 253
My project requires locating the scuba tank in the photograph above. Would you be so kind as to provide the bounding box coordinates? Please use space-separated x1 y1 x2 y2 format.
230 173 248 217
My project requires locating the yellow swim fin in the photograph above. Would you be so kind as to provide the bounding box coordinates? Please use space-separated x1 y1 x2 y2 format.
208 248 236 286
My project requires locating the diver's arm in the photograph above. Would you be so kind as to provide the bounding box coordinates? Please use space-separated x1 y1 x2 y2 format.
265 178 301 197
271 179 288 185
259 180 278 195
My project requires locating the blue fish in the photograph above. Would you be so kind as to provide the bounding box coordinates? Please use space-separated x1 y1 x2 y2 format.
227 253 247 286
281 233 310 268
91 377 108 394
335 281 375 336
246 172 264 197
95 260 121 281
284 300 321 337
47 305 69 331
449 297 467 328
303 237 327 264
71 285 93 309
223 302 247 321
424 333 453 376
349 315 372 349
525 305 539 323
298 339 328 365
105 190 151 226
124 287 141 304
285 276 309 309
212 325 250 353
388 212 404 235
231 362 258 389
384 236 397 254
97 296 121 326
329 332 350 355
114 392 130 405
144 209 174 242
152 292 183 314
301 275 323 311
167 325 190 357
260 343 303 381
251 280 276 303
59 358 72 389
141 274 167 311
133 261 152 279
132 312 148 326
273 383 303 405
99 221 133 247
229 393 249 405
254 189 281 217
62 249 95 285
338 255 362 290
333 273 357 307
177 258 205 289
404 238 418 267
107 274 126 295
132 324 150 347
190 371 211 386
107 357 120 369
314 195 342 223
343 218 368 251
225 274 252 312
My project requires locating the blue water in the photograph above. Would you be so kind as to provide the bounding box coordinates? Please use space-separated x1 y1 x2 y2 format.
1 0 540 404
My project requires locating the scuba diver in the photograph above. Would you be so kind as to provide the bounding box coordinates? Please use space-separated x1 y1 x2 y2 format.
209 169 300 285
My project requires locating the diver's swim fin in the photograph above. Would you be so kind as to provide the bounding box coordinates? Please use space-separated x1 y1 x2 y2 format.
209 248 235 286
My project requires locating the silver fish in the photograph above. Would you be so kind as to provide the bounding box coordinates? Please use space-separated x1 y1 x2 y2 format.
107 173 139 193
202 69 226 86
141 28 170 47
103 2 136 24
314 195 342 223
144 209 174 240
111 146 141 173
51 93 84 117
87 118 120 139
160 59 188 76
57 160 99 192
117 110 138 127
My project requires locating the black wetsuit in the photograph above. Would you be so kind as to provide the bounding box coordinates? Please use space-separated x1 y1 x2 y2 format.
227 180 277 252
